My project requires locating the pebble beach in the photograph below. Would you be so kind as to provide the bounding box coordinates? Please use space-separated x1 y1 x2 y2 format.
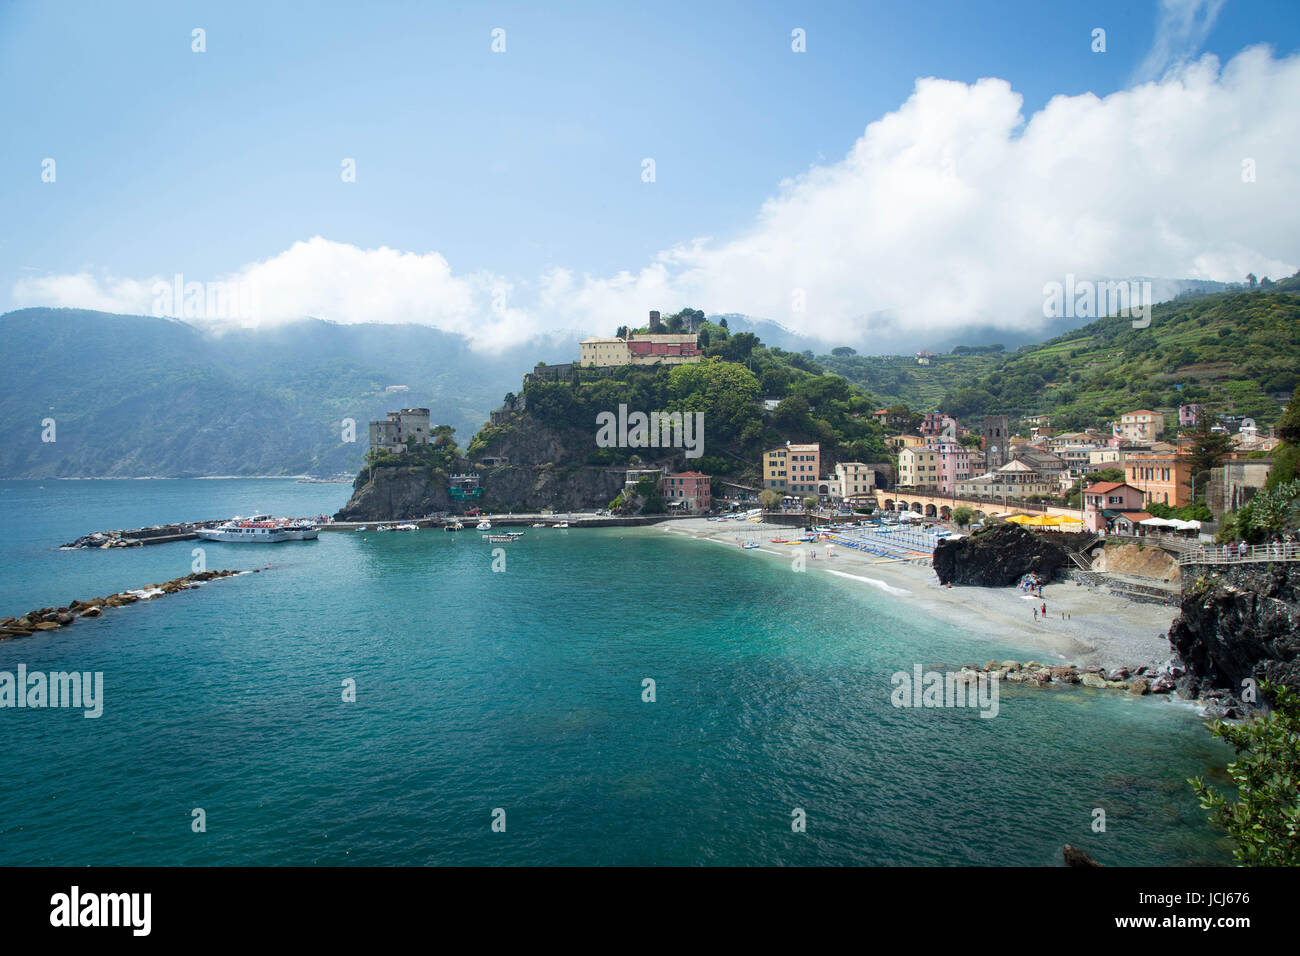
658 517 1178 671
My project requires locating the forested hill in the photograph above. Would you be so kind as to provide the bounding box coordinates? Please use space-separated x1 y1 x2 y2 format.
469 318 892 485
820 277 1300 430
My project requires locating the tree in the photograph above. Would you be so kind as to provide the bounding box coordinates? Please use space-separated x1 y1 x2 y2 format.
1182 416 1233 485
802 496 817 511
719 317 728 329
1191 682 1300 866
831 346 857 356
951 505 974 528
1277 384 1300 445
760 489 781 510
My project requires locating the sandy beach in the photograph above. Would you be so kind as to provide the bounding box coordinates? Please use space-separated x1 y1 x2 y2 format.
659 517 1178 670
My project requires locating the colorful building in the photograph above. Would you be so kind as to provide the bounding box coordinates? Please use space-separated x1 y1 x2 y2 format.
660 472 712 512
579 332 702 368
1082 481 1147 532
898 443 973 494
763 443 821 496
1178 403 1204 427
1124 452 1193 507
1115 409 1165 442
834 461 876 502
954 460 1055 500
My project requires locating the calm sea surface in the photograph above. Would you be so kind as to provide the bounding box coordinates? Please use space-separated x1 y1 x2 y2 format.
0 479 1232 865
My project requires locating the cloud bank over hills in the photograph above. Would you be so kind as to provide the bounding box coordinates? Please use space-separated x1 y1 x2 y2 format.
14 45 1298 352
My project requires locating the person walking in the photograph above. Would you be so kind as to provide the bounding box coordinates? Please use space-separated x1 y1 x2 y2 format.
1033 607 1038 622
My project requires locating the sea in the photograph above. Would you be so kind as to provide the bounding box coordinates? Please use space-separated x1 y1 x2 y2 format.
0 478 1233 865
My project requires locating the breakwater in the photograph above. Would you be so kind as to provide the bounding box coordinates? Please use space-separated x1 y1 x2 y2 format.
0 569 245 640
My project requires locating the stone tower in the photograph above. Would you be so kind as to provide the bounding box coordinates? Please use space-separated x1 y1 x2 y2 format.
983 415 1009 471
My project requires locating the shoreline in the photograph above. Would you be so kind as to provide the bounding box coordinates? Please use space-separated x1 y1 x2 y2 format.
656 517 1178 672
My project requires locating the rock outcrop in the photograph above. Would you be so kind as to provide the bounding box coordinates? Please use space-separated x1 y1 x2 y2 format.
931 522 1071 587
1168 562 1300 710
335 415 691 522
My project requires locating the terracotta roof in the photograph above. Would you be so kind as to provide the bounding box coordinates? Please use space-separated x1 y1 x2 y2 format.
1084 481 1126 494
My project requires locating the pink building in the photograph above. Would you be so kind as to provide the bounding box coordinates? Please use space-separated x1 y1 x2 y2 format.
660 472 712 512
1082 481 1146 532
1179 403 1204 427
920 412 956 438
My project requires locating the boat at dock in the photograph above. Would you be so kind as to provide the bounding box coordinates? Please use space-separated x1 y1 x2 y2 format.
444 520 464 531
195 515 318 543
476 519 492 531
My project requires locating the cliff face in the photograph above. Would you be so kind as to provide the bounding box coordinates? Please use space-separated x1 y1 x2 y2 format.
333 464 454 521
931 523 1070 587
333 413 684 521
1168 563 1300 708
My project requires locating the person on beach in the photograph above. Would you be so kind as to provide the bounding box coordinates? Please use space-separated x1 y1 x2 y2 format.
1041 602 1046 616
1033 607 1038 621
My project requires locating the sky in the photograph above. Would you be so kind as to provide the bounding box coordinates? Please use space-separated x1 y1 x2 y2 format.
2 0 1298 351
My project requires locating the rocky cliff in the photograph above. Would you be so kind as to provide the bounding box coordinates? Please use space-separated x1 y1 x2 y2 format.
1168 563 1300 711
931 523 1071 587
334 413 687 521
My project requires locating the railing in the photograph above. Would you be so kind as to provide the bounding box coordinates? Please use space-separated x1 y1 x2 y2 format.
1102 532 1201 553
1180 544 1300 566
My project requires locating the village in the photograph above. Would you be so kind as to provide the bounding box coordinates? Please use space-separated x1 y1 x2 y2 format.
365 316 1279 548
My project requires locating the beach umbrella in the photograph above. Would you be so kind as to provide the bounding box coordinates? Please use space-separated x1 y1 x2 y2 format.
1005 514 1035 524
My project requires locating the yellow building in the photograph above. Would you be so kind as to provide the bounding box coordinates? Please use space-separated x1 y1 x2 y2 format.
886 434 925 452
579 333 703 368
1116 409 1165 442
764 443 820 495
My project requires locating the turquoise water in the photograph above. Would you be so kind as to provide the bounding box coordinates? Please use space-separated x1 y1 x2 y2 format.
0 479 1232 865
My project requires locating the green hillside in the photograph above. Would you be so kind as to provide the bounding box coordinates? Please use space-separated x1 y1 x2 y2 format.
469 318 891 486
822 276 1300 432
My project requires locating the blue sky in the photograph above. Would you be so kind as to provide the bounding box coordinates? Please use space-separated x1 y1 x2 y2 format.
3 0 1298 349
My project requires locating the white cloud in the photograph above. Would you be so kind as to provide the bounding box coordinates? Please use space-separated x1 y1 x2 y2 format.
1135 0 1227 82
13 46 1299 352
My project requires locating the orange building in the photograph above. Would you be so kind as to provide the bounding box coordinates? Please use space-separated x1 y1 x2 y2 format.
1124 452 1193 507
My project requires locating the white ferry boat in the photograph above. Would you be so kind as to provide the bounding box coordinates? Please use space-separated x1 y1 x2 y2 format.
195 515 319 543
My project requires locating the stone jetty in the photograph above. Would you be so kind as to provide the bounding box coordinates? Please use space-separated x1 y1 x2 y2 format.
0 569 244 640
955 659 1180 696
61 520 223 549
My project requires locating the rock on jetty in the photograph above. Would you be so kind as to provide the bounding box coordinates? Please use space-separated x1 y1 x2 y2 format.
0 569 243 640
955 659 1179 695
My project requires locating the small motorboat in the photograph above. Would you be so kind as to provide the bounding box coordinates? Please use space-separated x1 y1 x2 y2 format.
553 521 569 529
476 519 492 531
393 523 418 531
376 525 392 532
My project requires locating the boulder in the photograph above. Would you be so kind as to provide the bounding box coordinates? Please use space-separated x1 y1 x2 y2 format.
1081 673 1108 689
1126 678 1150 695
1063 844 1103 867
79 606 102 618
932 522 1070 587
